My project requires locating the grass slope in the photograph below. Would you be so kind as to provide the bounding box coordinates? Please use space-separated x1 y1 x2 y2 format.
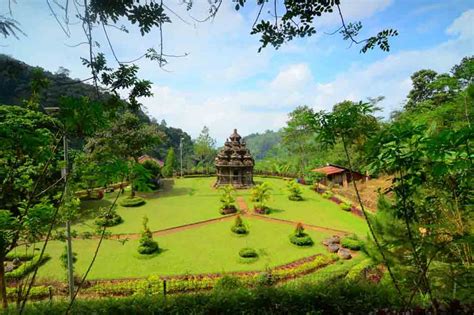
244 177 369 236
75 178 223 234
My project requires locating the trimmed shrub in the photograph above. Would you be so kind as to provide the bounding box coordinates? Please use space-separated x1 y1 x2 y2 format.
289 223 314 246
95 208 123 227
6 252 35 261
341 235 364 251
340 202 352 211
322 191 333 199
120 196 145 207
5 255 51 280
239 248 258 258
138 216 159 255
231 215 248 235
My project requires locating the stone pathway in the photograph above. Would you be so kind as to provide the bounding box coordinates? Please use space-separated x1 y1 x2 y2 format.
236 196 249 215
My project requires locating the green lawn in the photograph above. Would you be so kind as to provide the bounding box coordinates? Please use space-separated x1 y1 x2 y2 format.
245 177 369 236
36 217 331 281
74 178 225 234
32 176 372 281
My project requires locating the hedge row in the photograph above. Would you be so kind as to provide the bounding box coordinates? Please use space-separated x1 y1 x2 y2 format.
9 281 419 315
345 258 376 281
5 255 51 280
82 254 338 297
6 252 36 261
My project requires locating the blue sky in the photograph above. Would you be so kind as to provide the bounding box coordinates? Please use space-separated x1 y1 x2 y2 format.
1 0 473 142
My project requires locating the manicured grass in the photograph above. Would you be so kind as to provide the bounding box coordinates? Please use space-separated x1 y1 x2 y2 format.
74 177 225 234
244 177 369 236
36 217 331 281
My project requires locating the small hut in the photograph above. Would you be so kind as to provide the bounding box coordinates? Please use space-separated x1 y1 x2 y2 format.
312 164 365 187
214 129 254 188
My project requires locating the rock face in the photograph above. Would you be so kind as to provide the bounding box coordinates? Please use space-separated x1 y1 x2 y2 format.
323 236 340 246
328 244 340 253
338 248 352 259
214 129 254 188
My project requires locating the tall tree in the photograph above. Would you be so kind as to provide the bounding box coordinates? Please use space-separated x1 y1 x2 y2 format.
194 126 216 171
162 148 177 177
0 105 60 308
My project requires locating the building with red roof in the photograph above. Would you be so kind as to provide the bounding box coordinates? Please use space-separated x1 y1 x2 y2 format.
311 164 366 187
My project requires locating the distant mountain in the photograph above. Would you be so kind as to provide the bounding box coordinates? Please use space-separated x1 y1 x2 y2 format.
0 54 192 160
244 130 283 160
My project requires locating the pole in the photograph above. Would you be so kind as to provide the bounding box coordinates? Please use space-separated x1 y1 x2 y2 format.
180 137 183 177
63 134 75 300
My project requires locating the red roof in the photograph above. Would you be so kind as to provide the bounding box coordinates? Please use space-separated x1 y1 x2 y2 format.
138 155 164 167
311 165 346 175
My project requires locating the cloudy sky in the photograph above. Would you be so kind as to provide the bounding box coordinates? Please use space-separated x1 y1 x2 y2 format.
1 1 473 142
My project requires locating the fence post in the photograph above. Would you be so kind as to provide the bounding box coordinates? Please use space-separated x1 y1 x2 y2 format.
163 279 167 299
48 286 53 304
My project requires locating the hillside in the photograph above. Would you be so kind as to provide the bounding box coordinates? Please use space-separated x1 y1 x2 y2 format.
0 54 193 160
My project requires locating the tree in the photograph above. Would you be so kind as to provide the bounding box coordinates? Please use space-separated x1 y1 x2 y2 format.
194 126 216 172
366 121 473 305
0 105 60 308
85 111 162 198
283 106 318 175
162 148 177 178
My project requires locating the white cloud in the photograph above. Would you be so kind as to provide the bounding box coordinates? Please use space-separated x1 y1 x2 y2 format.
143 8 474 141
446 9 474 40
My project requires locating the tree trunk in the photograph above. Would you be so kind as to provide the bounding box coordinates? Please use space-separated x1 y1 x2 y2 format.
0 254 8 309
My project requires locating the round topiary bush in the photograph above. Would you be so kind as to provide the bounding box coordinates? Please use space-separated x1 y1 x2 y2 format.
289 223 314 246
120 197 146 207
231 215 248 235
239 247 258 258
94 211 123 227
289 234 314 246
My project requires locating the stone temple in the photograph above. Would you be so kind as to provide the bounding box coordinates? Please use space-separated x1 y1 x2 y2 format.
214 129 254 188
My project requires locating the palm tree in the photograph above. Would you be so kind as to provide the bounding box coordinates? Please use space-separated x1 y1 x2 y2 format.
251 182 272 214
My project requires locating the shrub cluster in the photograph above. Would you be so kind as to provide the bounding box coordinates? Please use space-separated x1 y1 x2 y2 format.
231 215 248 235
289 223 314 246
120 196 146 207
340 202 352 211
239 248 258 258
81 254 338 298
287 180 304 201
5 255 51 280
322 191 333 199
137 216 159 255
340 234 364 251
94 208 123 227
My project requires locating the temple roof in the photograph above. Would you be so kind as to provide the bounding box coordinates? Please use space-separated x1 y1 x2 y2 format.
215 129 254 167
